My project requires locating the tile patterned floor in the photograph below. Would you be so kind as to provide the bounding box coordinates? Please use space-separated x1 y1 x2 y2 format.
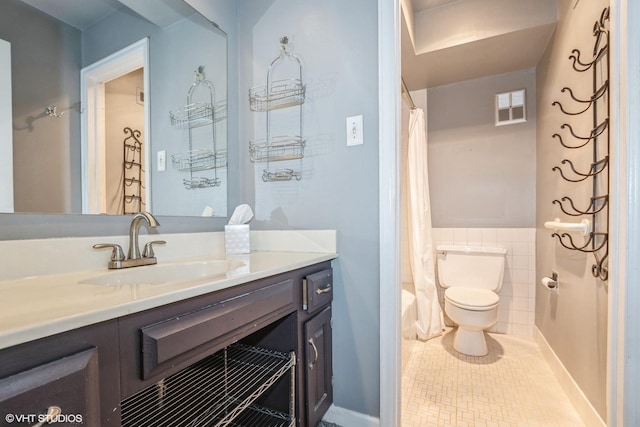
401 329 586 427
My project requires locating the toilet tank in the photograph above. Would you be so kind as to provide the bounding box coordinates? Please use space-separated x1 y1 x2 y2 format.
436 245 507 292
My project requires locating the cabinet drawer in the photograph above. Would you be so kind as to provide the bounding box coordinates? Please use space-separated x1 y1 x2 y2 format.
303 268 333 314
140 279 294 379
0 348 100 426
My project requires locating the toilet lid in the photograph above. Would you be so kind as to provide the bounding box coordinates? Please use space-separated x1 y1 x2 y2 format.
445 287 499 310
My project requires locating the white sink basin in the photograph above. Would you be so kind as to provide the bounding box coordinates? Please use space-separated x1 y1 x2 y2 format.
80 259 245 286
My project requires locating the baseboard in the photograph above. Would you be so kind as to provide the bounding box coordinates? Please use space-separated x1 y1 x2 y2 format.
323 404 380 427
533 326 607 427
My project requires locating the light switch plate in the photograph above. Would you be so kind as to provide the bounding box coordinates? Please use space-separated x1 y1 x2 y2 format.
157 150 166 172
346 115 363 146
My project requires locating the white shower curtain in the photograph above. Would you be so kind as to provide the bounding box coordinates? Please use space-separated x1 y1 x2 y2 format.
407 107 444 340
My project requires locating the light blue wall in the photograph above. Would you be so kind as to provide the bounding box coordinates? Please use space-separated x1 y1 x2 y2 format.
81 8 158 66
237 0 381 417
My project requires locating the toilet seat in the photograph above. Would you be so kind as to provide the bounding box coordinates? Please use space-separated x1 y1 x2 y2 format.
444 287 499 311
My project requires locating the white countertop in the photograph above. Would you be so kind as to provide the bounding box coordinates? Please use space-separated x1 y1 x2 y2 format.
0 251 336 351
0 230 337 351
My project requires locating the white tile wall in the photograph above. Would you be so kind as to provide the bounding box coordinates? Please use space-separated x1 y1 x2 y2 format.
432 227 536 337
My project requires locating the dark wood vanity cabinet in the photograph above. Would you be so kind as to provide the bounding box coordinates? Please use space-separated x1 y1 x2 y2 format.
0 321 121 427
0 260 333 427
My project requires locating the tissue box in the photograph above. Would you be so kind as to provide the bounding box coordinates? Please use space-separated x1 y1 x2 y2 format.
225 225 251 254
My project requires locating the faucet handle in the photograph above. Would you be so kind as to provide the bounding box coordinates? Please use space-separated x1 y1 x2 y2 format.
93 243 125 261
142 240 166 258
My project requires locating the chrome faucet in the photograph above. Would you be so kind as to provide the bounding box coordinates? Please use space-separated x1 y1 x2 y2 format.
128 212 159 260
94 212 166 269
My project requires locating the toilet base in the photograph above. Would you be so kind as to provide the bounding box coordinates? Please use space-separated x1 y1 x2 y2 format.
453 327 488 356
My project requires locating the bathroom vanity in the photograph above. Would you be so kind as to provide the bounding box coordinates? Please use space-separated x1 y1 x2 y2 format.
0 233 336 427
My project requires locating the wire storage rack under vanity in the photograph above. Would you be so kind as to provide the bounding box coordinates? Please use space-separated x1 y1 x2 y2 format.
120 343 296 427
170 66 227 189
249 37 305 182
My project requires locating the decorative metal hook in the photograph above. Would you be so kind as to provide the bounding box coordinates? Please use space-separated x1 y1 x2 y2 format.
552 195 609 217
194 65 205 82
592 251 609 280
559 119 609 143
280 36 290 52
552 156 608 182
552 81 609 116
552 133 589 150
45 106 64 118
569 45 608 72
552 232 607 254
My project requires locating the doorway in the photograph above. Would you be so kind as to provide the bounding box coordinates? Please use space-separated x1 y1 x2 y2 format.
81 38 150 214
378 1 640 426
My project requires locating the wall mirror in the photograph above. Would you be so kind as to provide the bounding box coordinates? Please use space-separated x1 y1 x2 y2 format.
0 0 228 217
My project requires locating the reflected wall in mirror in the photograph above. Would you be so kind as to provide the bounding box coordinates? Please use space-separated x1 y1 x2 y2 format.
0 0 227 217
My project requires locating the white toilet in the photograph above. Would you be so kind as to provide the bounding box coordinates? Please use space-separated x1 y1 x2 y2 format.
436 245 507 356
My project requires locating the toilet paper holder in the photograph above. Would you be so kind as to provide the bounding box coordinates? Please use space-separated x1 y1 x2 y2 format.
542 270 559 292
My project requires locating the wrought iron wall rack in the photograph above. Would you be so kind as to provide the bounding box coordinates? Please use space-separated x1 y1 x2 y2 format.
122 127 144 215
548 7 610 280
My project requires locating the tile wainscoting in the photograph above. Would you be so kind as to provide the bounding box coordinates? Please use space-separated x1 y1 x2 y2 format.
432 228 536 337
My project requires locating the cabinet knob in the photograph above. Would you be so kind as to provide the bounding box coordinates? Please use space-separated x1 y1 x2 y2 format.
31 406 61 427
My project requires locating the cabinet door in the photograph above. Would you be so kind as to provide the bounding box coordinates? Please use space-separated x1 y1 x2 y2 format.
304 306 332 427
0 348 100 426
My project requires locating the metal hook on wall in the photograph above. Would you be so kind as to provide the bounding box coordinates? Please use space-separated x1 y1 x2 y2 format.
45 106 64 118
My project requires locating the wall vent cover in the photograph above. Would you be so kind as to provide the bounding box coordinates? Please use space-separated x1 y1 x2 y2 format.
495 89 526 126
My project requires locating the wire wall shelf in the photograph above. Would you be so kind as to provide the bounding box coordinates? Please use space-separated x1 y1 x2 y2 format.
170 103 213 129
249 37 305 182
549 7 610 280
249 136 305 163
170 101 228 129
171 149 227 172
261 168 302 183
183 176 222 190
169 66 225 189
249 79 305 112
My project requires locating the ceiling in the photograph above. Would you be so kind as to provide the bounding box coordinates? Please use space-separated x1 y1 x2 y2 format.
17 0 195 30
403 0 558 89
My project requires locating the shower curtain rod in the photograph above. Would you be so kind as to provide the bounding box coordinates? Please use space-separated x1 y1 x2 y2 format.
401 77 416 109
